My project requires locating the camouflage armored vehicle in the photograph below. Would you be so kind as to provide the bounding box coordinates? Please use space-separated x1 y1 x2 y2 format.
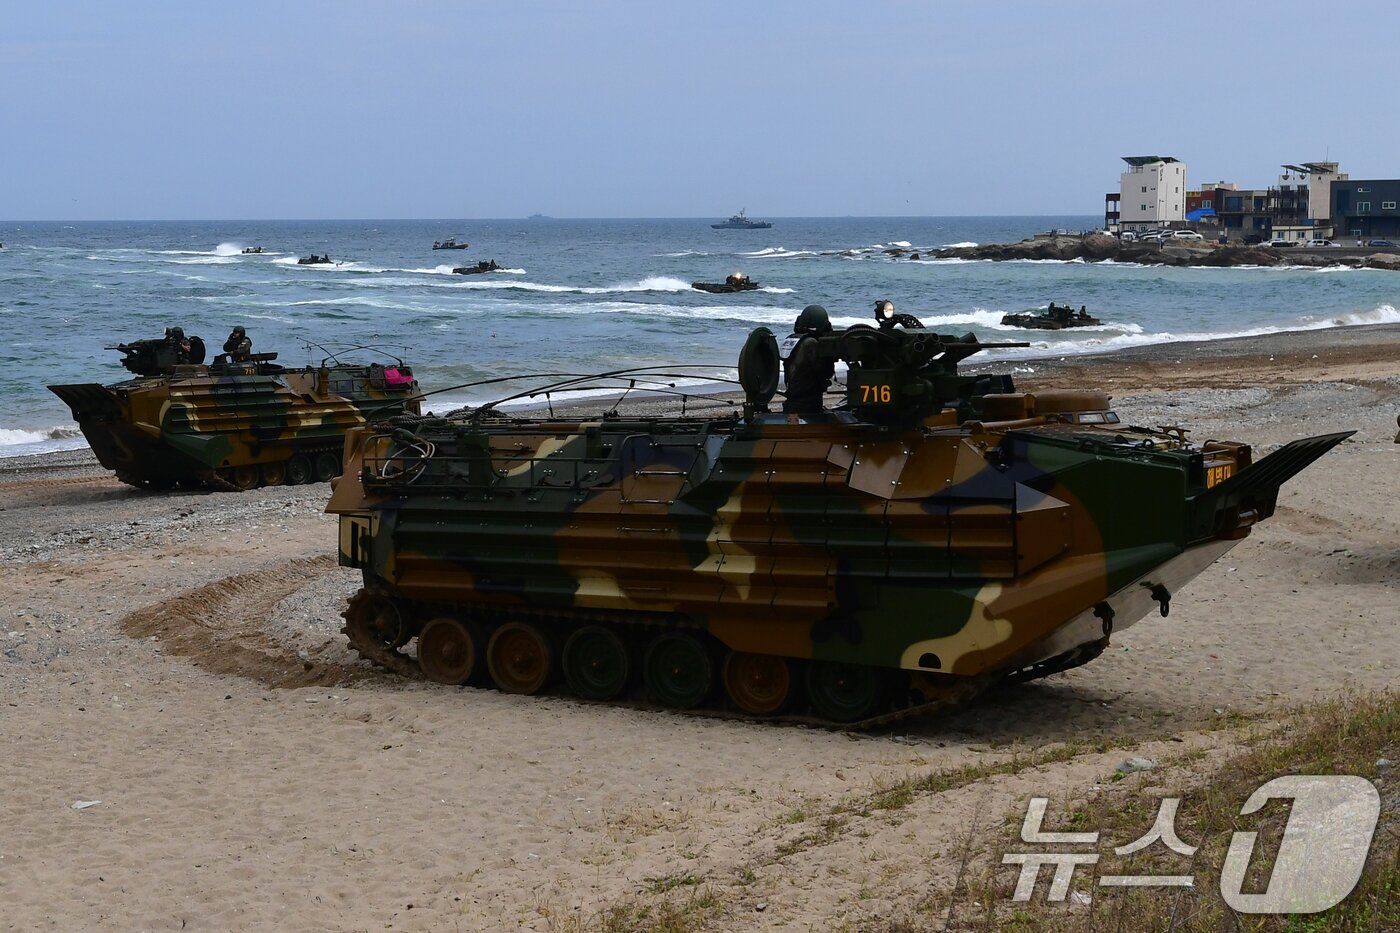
50 336 421 491
328 309 1348 726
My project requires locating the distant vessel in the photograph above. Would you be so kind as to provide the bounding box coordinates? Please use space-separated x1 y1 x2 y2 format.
711 209 772 230
241 246 264 254
297 254 333 266
526 213 551 221
692 272 760 294
1000 303 1102 330
432 238 469 250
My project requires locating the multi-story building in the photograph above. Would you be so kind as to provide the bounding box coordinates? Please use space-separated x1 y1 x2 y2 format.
1332 179 1400 240
1104 192 1121 232
1118 156 1187 231
1269 162 1346 241
1215 188 1272 237
1186 181 1234 226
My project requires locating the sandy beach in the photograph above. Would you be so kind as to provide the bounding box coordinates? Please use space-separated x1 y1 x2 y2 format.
2 324 1397 931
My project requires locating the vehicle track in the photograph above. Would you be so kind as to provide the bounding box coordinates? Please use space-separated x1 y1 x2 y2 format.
119 555 364 688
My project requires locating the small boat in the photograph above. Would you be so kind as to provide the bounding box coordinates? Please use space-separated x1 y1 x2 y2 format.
241 246 264 254
711 209 772 230
1000 303 1102 330
452 260 502 275
432 238 470 250
692 272 760 294
297 254 333 266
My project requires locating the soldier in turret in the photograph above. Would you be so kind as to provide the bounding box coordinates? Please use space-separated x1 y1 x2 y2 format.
781 304 835 415
223 325 252 362
165 326 192 363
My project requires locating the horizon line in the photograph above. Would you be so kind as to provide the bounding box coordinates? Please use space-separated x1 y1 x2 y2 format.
1 213 1103 224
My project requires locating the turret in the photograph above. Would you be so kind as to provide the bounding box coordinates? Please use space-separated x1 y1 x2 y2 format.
739 321 1029 426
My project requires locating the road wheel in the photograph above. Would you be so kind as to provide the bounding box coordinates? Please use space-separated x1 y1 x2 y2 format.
723 651 794 716
806 660 887 724
643 631 713 709
226 465 259 490
418 617 480 686
314 451 341 482
349 592 410 650
487 621 555 695
562 626 631 701
285 455 313 485
260 460 286 487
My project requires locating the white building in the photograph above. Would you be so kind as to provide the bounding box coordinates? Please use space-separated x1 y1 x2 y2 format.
1278 161 1346 222
1119 156 1187 229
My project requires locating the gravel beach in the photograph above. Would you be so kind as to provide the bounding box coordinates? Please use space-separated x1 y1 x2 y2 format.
2 324 1397 931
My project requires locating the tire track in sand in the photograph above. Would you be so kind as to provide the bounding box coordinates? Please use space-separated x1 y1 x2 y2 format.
119 555 368 688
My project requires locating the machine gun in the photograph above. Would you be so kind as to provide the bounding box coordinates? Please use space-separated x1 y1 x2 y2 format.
106 335 207 377
739 319 1029 427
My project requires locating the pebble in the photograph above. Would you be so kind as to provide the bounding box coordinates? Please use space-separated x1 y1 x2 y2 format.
1116 757 1157 774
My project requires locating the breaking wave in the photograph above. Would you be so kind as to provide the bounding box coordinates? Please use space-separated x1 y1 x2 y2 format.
0 424 86 456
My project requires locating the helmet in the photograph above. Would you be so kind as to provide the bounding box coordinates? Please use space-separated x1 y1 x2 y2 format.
794 304 831 335
231 326 246 336
170 327 185 339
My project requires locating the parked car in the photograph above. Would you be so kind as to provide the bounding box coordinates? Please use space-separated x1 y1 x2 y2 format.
1119 231 1138 242
1304 239 1337 248
1171 230 1204 241
1259 239 1298 248
1366 239 1396 248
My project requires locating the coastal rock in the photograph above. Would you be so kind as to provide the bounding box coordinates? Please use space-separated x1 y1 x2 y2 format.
1080 234 1119 260
1363 252 1400 270
931 236 1397 271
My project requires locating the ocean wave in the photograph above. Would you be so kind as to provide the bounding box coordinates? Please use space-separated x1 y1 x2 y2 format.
658 249 709 258
0 424 82 447
168 255 239 265
443 275 692 294
941 241 978 248
738 247 819 259
0 424 87 456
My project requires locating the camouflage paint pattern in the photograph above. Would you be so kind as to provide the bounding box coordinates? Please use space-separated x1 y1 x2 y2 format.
50 353 420 489
328 392 1348 698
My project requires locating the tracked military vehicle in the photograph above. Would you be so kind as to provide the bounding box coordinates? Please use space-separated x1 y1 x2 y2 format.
329 307 1348 727
50 336 420 491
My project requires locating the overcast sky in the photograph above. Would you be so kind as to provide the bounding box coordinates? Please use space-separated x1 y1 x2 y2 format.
5 1 1398 220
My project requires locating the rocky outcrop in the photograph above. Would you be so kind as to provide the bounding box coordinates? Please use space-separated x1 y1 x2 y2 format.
933 236 1400 270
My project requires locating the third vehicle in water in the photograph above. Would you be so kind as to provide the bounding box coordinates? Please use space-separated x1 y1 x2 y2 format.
1001 302 1102 330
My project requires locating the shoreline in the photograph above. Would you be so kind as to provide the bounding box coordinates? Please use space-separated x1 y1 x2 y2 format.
8 321 1398 473
933 232 1400 270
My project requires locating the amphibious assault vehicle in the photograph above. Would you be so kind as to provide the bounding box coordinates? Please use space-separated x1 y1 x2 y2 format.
329 308 1348 726
50 336 421 491
1000 303 1102 330
692 272 761 294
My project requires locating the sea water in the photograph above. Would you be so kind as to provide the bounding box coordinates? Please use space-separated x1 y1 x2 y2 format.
2 216 1397 457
